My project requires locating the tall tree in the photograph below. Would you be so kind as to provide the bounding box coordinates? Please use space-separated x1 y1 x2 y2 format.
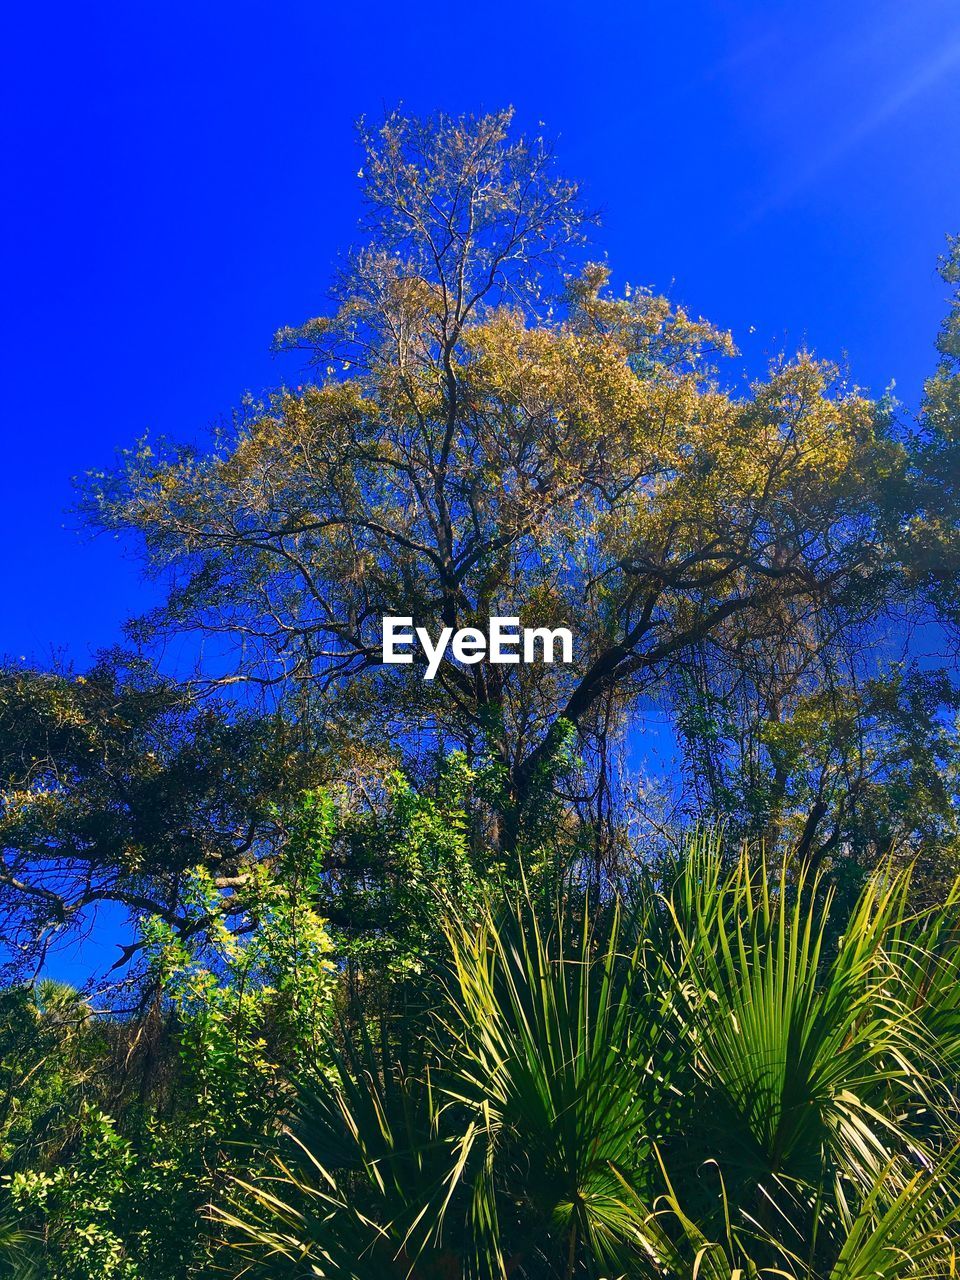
913 233 960 627
661 237 960 875
85 110 953 858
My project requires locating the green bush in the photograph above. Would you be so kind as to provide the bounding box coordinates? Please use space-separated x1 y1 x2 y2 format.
221 833 960 1278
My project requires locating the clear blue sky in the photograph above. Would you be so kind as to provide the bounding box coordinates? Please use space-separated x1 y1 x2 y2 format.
1 0 958 665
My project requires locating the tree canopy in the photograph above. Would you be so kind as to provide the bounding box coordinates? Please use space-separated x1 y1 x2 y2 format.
82 109 959 868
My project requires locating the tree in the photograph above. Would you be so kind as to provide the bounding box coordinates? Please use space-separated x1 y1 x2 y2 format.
84 110 955 865
912 233 960 628
0 653 324 975
670 651 960 882
0 858 336 1279
661 238 960 877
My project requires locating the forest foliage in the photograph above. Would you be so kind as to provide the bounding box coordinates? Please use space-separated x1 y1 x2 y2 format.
1 110 959 1277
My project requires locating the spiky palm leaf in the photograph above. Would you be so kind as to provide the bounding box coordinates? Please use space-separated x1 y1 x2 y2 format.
438 889 674 1275
221 834 960 1279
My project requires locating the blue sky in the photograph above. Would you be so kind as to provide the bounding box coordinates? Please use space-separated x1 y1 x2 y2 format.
1 0 958 664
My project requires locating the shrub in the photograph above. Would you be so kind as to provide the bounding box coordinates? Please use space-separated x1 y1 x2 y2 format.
220 833 960 1278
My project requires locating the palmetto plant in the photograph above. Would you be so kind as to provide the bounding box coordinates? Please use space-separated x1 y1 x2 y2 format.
0 1213 38 1279
219 834 960 1278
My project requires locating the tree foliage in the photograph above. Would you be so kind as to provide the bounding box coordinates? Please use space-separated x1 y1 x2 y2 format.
0 653 325 975
82 109 957 864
